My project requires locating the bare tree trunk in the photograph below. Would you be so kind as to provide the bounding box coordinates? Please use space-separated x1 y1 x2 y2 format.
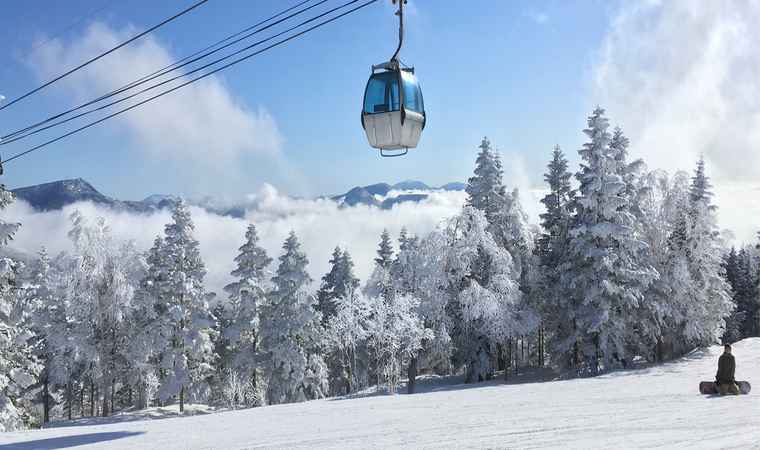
66 380 73 421
111 378 116 414
80 384 85 419
407 357 417 394
90 381 95 417
102 382 109 417
42 372 50 424
180 385 185 413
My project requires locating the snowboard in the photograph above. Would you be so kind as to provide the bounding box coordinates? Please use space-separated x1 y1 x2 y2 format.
699 381 751 395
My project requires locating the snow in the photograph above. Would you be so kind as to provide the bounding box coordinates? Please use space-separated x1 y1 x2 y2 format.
2 339 759 449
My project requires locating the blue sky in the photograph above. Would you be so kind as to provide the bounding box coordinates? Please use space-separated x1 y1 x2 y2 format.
0 0 614 201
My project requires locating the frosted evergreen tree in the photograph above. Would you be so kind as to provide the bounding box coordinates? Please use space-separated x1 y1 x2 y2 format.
374 230 394 269
324 288 371 395
127 236 167 409
536 146 575 365
257 232 327 404
223 224 271 399
26 247 69 424
365 230 396 303
722 248 747 344
317 246 360 395
317 246 359 326
557 107 657 372
438 207 528 382
365 293 431 393
499 188 535 281
538 145 575 265
466 137 507 226
64 211 139 416
155 201 215 412
609 127 646 207
676 159 733 349
0 184 39 431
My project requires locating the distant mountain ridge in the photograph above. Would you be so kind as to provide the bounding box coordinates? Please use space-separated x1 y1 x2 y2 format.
11 178 466 215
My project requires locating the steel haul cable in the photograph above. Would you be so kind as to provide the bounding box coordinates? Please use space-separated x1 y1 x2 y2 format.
1 0 351 146
0 0 211 112
1 0 380 166
1 0 325 141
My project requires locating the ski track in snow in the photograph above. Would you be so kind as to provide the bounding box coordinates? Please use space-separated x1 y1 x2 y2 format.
2 340 760 449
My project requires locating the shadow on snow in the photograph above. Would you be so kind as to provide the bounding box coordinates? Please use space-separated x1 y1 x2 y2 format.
0 431 143 450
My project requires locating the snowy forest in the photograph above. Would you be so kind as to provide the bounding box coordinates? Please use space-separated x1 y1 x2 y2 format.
1 106 756 431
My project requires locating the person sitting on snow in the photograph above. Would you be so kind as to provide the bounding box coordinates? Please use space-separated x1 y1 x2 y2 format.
715 343 740 395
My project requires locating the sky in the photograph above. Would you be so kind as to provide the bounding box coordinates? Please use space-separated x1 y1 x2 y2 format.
2 0 760 291
0 0 609 200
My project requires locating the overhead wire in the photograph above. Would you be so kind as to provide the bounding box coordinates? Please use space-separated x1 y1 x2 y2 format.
0 0 342 146
1 0 380 165
1 0 324 141
0 0 211 112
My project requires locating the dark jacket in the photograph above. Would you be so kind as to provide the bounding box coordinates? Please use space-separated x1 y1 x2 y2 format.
716 353 736 384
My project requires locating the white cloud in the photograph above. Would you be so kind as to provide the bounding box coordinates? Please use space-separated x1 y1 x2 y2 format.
526 11 549 25
5 186 467 296
592 1 760 242
28 22 283 170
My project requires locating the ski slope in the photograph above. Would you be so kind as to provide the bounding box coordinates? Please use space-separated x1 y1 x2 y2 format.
2 339 759 449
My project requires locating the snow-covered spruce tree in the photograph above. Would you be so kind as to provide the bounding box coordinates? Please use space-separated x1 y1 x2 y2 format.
154 201 215 412
437 207 529 382
257 231 327 404
678 158 733 348
324 288 371 395
317 246 360 395
402 230 454 378
63 211 141 416
0 183 40 431
731 247 760 338
222 224 271 405
465 137 537 368
722 248 748 344
365 292 431 394
364 229 396 304
466 137 507 226
556 107 657 372
361 228 432 393
536 145 575 367
127 236 167 409
626 169 683 362
316 246 359 326
26 247 69 424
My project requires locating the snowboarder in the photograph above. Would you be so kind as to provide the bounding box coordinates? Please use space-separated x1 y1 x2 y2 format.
715 344 740 395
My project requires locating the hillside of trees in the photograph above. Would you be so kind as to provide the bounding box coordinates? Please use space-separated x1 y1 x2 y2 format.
1 107 756 431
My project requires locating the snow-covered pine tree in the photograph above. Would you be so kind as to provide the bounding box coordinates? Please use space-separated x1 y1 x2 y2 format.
127 236 166 409
257 231 327 404
437 206 527 382
365 292 431 393
317 246 359 326
466 137 507 226
722 248 746 344
0 183 40 431
324 288 371 395
364 230 396 303
222 224 271 404
317 245 360 395
26 247 68 424
556 107 657 372
64 211 138 417
734 247 760 337
679 158 733 347
536 145 575 367
155 201 215 412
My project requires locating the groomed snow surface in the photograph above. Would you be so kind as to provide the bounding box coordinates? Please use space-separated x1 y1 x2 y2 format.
2 339 759 449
